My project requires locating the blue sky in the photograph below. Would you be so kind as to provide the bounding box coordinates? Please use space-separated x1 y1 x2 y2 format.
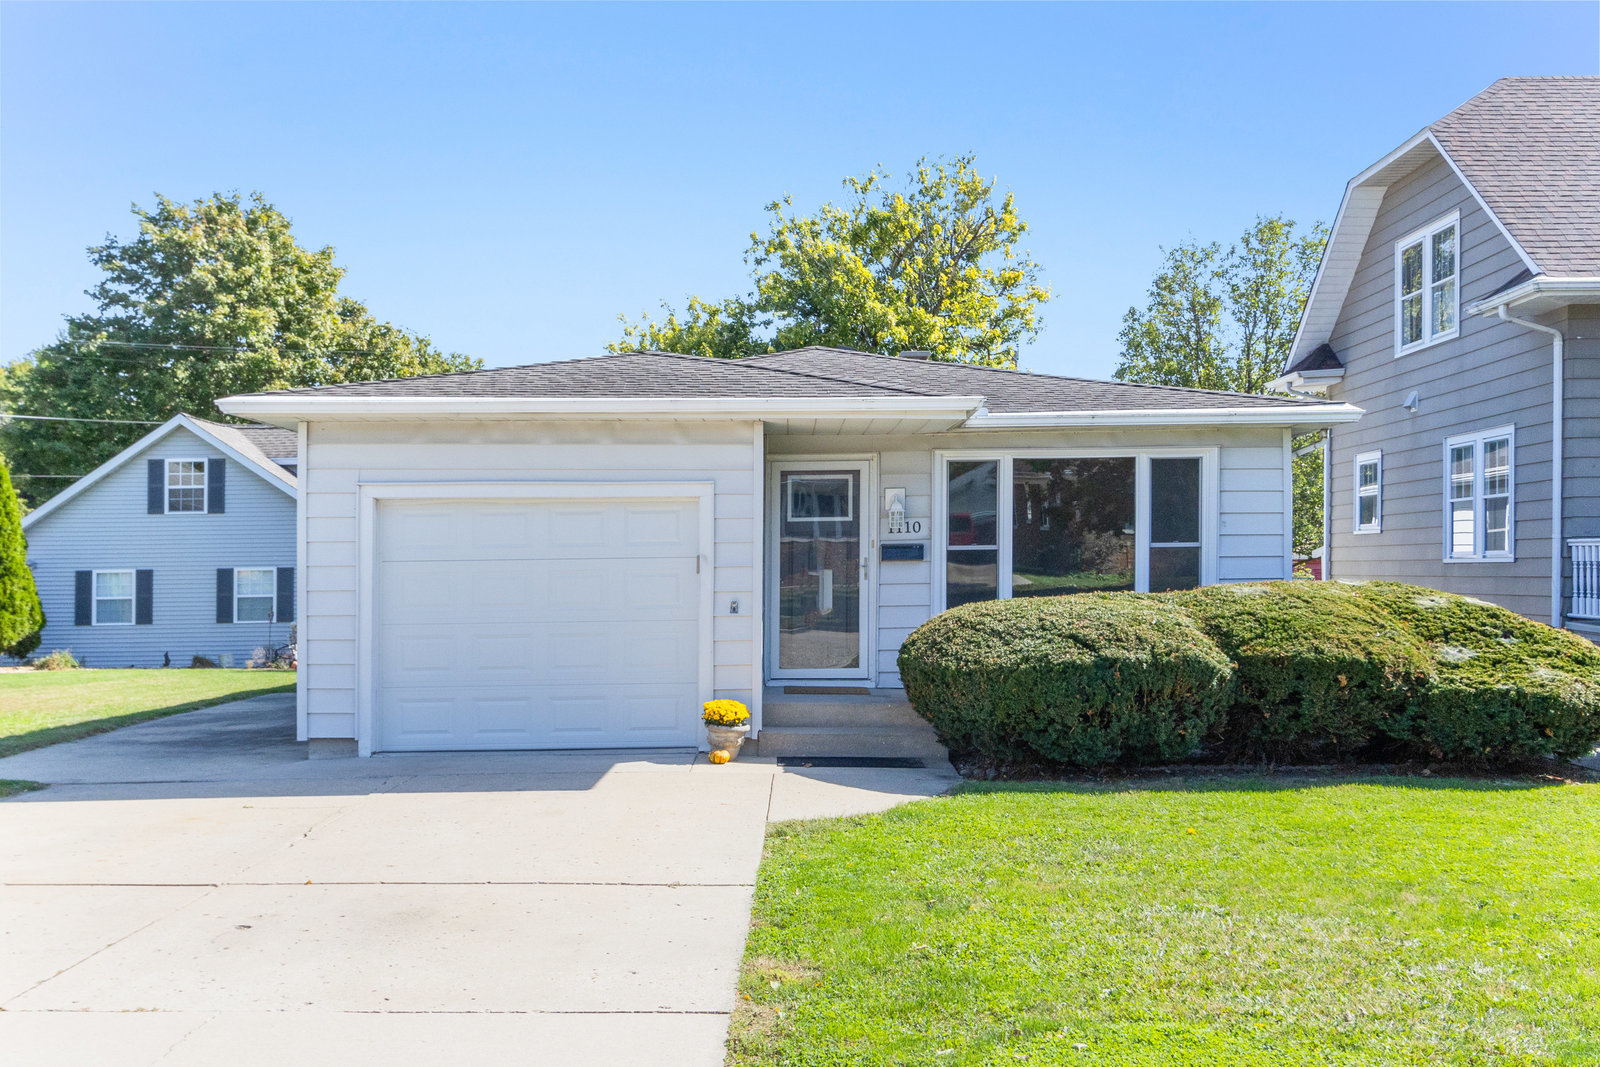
2 2 1595 380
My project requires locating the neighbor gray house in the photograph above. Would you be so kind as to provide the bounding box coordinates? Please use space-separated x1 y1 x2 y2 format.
217 347 1358 756
1272 77 1600 635
21 414 298 667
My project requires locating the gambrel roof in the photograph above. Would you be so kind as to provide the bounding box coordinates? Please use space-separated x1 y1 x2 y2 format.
1286 77 1600 369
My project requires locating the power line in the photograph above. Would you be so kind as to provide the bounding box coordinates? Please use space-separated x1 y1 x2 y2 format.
0 413 164 425
10 473 84 479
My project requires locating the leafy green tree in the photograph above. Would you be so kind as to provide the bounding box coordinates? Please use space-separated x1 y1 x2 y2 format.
1116 216 1330 560
613 156 1049 366
0 451 44 659
1114 215 1325 394
2 192 479 501
1292 435 1325 560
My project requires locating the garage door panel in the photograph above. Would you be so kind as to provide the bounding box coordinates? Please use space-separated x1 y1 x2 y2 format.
379 500 698 563
374 496 704 751
376 684 700 750
378 558 698 624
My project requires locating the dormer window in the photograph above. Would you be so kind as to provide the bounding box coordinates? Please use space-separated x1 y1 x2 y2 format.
166 459 206 513
1395 212 1459 354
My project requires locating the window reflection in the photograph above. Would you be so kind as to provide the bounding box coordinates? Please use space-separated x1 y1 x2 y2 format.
1011 458 1135 596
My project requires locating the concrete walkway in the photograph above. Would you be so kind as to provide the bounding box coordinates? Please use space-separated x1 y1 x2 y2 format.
0 694 957 1066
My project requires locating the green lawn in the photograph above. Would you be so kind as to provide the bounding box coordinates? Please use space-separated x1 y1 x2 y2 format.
0 669 295 759
732 778 1600 1066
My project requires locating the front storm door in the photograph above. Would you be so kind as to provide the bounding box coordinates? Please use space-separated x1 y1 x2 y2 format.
769 462 870 679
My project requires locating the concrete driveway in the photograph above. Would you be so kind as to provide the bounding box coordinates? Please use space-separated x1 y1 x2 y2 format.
0 694 956 1066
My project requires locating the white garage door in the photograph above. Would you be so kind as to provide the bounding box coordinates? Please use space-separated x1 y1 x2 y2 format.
374 497 703 751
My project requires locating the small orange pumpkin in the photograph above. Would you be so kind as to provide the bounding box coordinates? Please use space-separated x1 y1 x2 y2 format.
707 749 732 765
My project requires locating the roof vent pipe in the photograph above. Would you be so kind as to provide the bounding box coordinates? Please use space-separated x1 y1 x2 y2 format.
899 349 932 360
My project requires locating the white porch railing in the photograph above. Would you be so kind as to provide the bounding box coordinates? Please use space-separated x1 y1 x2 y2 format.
1570 539 1600 620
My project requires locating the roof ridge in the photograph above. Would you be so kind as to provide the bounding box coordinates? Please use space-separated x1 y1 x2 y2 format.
756 347 1305 404
636 348 938 398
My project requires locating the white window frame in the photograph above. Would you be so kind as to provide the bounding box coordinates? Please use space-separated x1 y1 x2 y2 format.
233 567 277 624
165 457 208 514
1394 210 1460 356
92 568 136 626
1442 425 1515 563
1354 451 1382 534
932 449 1220 610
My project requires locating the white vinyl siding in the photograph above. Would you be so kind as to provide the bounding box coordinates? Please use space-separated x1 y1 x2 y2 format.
1354 451 1382 533
768 425 1292 688
299 419 759 744
1395 211 1459 354
1443 427 1515 562
23 426 295 667
93 570 135 625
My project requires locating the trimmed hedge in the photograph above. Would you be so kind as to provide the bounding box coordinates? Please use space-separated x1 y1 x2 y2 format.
897 580 1600 768
896 593 1234 767
1351 582 1600 762
1179 582 1431 761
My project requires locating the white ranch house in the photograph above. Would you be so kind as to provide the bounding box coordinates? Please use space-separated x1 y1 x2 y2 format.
218 347 1359 757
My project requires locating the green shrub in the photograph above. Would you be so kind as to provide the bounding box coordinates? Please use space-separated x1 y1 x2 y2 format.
31 648 79 671
1350 582 1600 761
897 593 1233 767
1180 582 1432 761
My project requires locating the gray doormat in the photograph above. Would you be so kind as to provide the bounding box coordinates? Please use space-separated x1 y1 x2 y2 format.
775 756 927 768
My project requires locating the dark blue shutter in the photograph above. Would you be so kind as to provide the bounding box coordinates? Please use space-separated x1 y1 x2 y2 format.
147 460 164 514
135 569 153 625
207 458 226 514
276 566 295 623
216 568 234 623
74 570 93 625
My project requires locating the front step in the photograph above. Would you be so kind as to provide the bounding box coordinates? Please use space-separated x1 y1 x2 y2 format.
751 724 949 760
754 687 948 760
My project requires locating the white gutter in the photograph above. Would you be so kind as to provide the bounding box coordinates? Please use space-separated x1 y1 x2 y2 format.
962 404 1364 430
215 394 988 425
1495 305 1565 628
1467 277 1600 317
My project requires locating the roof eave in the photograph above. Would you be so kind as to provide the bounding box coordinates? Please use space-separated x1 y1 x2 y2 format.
214 394 990 426
959 404 1364 432
1467 277 1600 318
1265 368 1345 396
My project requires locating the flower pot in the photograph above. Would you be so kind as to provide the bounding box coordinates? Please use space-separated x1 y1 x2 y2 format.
705 722 750 759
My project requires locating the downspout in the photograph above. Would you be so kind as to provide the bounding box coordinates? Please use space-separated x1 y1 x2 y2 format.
1321 427 1332 580
1497 305 1564 627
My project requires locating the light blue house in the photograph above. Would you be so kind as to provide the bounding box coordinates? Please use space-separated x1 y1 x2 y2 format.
20 414 297 667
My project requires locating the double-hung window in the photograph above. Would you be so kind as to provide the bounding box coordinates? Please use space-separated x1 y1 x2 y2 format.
1444 427 1513 561
939 452 1210 609
1354 451 1382 533
94 569 135 625
166 459 206 513
234 568 277 622
1396 212 1459 353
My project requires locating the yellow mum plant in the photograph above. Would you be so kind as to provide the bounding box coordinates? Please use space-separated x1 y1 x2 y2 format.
702 699 750 727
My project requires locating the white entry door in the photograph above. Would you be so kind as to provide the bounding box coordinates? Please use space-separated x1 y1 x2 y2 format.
766 460 872 681
373 496 703 751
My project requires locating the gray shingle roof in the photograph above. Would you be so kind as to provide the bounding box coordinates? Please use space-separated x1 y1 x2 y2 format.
191 418 299 469
1430 77 1600 276
227 347 1322 412
1284 343 1343 375
740 348 1310 411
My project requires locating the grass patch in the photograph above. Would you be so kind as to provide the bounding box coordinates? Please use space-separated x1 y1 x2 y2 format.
0 669 295 758
0 778 45 798
731 778 1600 1066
